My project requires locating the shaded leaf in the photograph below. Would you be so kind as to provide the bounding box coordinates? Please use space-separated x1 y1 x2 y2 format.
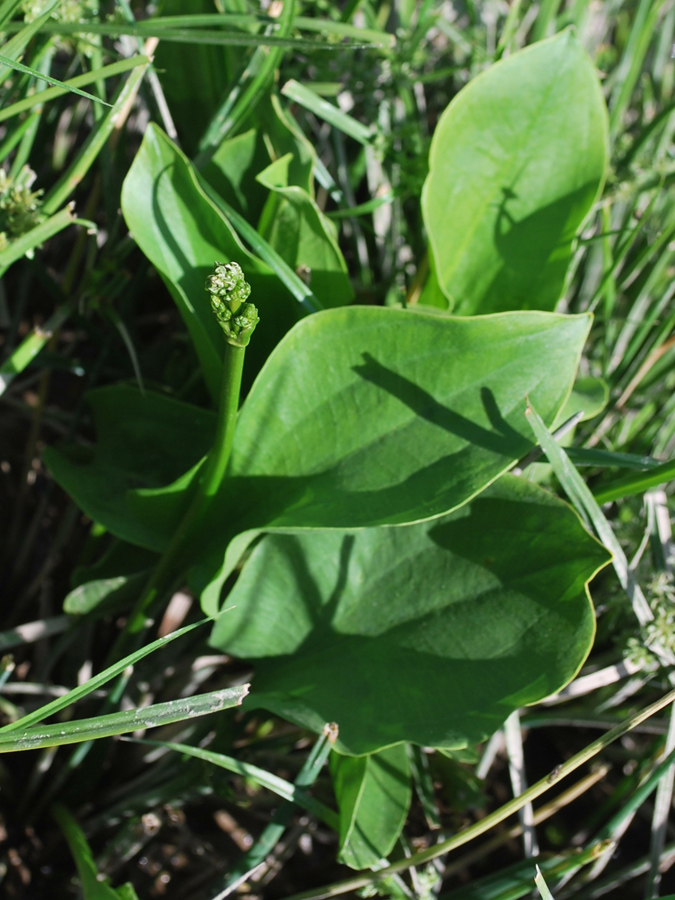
44 386 215 552
210 476 608 754
331 745 411 869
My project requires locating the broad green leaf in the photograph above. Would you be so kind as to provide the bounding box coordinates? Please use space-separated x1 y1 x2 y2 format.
44 386 216 551
257 154 354 308
422 29 608 314
210 476 608 754
46 308 590 598
219 307 590 533
331 745 411 869
53 804 139 900
121 124 297 402
158 305 591 611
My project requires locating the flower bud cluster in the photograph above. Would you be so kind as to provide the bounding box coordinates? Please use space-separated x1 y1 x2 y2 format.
0 166 44 253
206 262 259 347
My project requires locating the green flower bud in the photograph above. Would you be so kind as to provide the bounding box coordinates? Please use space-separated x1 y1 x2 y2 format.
206 261 259 347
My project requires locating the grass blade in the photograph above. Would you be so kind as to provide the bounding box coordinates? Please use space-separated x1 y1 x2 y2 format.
0 55 149 124
196 0 297 159
0 686 249 752
593 458 675 504
0 619 208 734
42 58 152 215
131 736 339 828
0 0 61 83
281 79 374 145
2 19 377 51
535 865 557 900
0 301 74 396
525 400 656 631
213 725 337 898
0 51 112 107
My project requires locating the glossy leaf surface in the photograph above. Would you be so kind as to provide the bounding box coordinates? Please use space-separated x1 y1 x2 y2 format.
210 477 608 754
422 29 608 314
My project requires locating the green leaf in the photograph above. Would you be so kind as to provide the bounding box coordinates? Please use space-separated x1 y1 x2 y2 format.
46 308 590 600
196 305 591 611
220 307 590 532
121 124 297 402
210 476 608 754
422 29 608 314
44 386 216 552
331 745 411 869
256 154 354 308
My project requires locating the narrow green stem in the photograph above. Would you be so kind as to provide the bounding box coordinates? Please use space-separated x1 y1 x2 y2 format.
110 343 246 654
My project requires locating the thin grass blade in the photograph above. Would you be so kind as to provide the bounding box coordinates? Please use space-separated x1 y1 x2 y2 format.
0 55 149 124
131 736 339 828
525 400 655 630
281 79 374 145
0 686 249 752
0 52 112 106
0 619 208 734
